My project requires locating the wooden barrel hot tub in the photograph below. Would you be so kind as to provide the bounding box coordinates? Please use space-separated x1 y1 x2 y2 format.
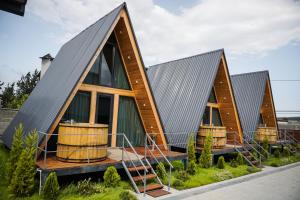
255 127 277 144
197 126 227 149
56 123 108 163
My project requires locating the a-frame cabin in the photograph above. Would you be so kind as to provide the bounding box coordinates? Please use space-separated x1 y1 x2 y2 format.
231 71 278 143
147 49 243 152
2 6 188 192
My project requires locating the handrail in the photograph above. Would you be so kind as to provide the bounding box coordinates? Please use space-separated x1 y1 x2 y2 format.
145 133 174 168
243 135 268 159
123 133 148 173
245 134 270 157
234 146 255 168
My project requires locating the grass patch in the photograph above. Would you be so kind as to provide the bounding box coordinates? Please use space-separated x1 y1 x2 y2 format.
172 164 260 190
263 154 300 167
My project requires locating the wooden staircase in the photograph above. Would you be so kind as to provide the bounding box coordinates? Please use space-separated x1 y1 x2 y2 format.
239 150 260 167
121 133 172 197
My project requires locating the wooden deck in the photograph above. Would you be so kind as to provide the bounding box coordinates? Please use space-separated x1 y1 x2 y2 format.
36 147 186 176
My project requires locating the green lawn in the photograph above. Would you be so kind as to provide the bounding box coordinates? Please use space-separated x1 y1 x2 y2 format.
170 164 261 190
263 154 300 167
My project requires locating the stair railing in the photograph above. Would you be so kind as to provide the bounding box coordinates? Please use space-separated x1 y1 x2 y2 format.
121 133 148 195
244 133 270 160
232 131 258 167
145 133 174 192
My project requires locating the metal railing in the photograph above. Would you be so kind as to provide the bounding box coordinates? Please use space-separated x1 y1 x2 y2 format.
145 133 174 191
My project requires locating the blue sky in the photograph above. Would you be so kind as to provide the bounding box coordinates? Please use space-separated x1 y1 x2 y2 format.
0 0 299 117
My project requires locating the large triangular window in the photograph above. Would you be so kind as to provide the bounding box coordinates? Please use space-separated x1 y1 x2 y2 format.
84 33 130 90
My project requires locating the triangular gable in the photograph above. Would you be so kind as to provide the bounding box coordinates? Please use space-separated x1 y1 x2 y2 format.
207 55 243 143
148 49 243 147
231 71 277 137
3 3 167 149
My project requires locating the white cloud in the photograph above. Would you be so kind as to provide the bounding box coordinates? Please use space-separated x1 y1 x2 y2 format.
27 0 300 66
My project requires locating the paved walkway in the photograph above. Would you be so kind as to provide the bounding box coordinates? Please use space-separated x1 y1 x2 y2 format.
156 163 300 200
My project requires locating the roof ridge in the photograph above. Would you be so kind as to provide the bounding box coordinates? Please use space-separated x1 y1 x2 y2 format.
65 3 125 45
148 48 224 69
231 70 269 77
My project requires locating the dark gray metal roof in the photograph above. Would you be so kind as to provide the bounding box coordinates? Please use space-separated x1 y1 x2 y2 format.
2 3 125 148
231 71 269 137
147 49 224 148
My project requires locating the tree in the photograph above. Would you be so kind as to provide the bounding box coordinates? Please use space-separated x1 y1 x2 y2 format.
199 133 213 168
8 130 38 197
42 172 60 200
1 83 15 108
0 81 3 91
187 133 196 163
6 124 24 183
16 69 40 98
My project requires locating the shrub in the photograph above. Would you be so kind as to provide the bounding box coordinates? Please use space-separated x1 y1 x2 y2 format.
187 133 196 163
77 178 95 196
247 166 261 173
236 153 244 165
175 170 189 181
282 148 290 157
42 172 60 200
187 160 196 175
217 156 225 169
199 133 213 168
0 153 7 185
274 149 280 158
119 191 137 200
213 170 233 181
8 130 38 197
7 124 24 183
93 184 107 193
270 162 280 167
172 179 183 187
104 166 121 187
171 160 184 171
230 159 238 168
262 136 269 158
156 162 167 180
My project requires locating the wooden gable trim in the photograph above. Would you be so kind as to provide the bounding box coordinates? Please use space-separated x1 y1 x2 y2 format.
79 84 135 97
113 10 167 149
260 78 278 134
214 55 243 143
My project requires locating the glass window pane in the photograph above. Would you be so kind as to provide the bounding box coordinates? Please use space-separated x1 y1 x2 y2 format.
208 88 217 103
100 51 112 87
83 56 101 85
202 106 210 125
62 91 90 123
117 96 145 146
114 45 130 89
96 94 113 124
212 108 222 126
258 114 264 126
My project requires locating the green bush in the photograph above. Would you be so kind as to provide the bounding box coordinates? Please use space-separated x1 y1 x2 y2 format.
230 159 238 168
236 153 244 165
93 184 107 193
171 160 184 171
199 133 213 168
187 160 196 175
8 130 38 197
7 124 24 183
262 136 269 158
274 149 280 158
213 170 233 181
119 191 137 200
175 170 189 181
104 166 121 187
156 162 167 180
77 178 95 196
282 148 290 157
217 156 225 169
42 172 60 200
0 153 7 185
270 162 280 167
187 133 196 163
172 179 183 187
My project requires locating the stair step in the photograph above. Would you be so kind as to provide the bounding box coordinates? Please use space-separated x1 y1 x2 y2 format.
241 151 250 155
138 183 163 193
128 165 151 172
146 189 170 197
132 174 156 182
